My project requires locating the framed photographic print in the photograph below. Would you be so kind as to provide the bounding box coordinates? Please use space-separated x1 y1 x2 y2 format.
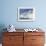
17 7 35 21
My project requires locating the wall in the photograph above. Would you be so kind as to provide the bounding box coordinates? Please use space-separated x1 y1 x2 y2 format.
0 0 46 30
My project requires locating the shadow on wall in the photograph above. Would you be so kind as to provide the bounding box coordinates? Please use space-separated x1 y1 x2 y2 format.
0 24 7 43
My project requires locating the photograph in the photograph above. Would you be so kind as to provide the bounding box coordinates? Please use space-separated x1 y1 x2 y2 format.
0 0 45 46
18 7 35 21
